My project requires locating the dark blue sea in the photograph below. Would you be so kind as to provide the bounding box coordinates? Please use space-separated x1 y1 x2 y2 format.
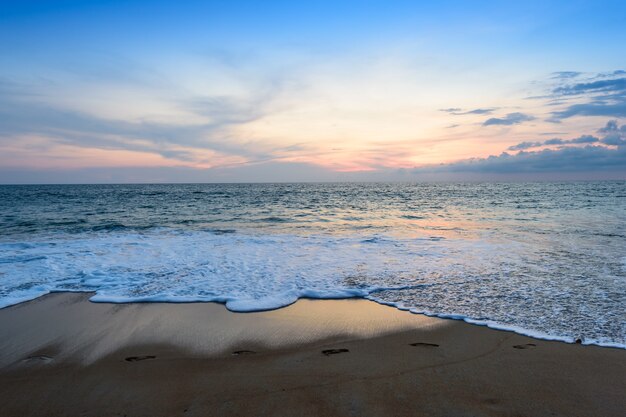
0 182 624 347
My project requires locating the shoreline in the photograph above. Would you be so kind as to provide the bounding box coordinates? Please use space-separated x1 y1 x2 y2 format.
0 292 448 366
1 292 625 416
2 289 624 350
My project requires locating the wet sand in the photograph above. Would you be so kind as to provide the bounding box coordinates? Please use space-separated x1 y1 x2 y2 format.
0 293 624 417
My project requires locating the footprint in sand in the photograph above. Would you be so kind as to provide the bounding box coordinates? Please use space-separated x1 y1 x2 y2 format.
125 355 157 362
22 355 54 363
322 349 349 356
409 342 439 348
512 343 536 349
232 350 256 356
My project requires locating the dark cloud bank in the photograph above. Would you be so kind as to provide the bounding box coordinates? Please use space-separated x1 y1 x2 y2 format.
507 120 626 151
415 120 625 180
418 145 625 177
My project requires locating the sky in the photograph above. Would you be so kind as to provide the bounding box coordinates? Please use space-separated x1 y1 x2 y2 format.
0 0 625 183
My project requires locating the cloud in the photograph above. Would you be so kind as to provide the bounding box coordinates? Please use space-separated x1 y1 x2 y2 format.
603 136 626 146
570 134 599 144
544 138 564 145
550 102 626 120
417 145 626 175
598 119 621 133
546 72 626 121
597 119 626 138
552 78 626 97
433 120 626 177
0 78 287 166
507 135 599 151
507 131 610 152
483 112 535 126
603 137 626 146
598 119 626 146
594 70 626 79
551 71 582 79
507 141 543 151
463 108 496 115
0 100 264 161
539 131 567 136
441 107 496 115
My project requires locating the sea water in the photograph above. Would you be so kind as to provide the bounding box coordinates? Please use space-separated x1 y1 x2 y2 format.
0 182 624 347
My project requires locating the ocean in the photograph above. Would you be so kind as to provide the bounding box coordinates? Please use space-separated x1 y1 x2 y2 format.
0 182 624 347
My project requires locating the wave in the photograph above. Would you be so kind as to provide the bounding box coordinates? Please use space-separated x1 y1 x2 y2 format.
0 228 624 348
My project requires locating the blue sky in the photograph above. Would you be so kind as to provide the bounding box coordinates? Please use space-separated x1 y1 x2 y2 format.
1 0 625 182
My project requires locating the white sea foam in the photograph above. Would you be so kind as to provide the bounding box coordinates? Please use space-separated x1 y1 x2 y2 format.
0 229 624 348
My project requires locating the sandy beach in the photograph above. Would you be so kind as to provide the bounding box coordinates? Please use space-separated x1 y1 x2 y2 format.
0 293 624 417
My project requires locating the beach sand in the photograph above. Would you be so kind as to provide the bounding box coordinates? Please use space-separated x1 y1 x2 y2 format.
0 293 624 417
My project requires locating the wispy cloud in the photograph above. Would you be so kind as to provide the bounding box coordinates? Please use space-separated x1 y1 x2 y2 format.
0 78 291 168
551 71 582 79
483 112 535 126
441 107 497 115
545 71 626 121
550 102 626 120
552 78 626 97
